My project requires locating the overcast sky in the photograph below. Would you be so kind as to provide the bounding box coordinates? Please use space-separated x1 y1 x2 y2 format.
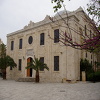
0 0 90 44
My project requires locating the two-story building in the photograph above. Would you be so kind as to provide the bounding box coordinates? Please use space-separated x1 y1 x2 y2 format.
6 7 97 82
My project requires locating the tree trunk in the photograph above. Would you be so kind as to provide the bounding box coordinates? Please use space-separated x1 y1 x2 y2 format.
35 70 39 83
1 69 6 80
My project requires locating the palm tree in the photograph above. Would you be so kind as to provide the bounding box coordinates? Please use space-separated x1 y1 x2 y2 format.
26 57 49 83
0 43 17 79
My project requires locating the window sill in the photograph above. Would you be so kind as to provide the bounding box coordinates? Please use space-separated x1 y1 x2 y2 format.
40 45 45 46
53 42 60 45
53 71 60 73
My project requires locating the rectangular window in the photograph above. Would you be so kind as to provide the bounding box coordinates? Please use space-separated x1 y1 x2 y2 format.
40 57 44 71
54 29 59 43
10 66 12 70
11 41 14 50
54 56 59 71
18 59 22 71
19 39 22 49
85 25 87 35
40 33 44 45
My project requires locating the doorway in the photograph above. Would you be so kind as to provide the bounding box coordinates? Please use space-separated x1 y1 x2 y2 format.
27 57 33 77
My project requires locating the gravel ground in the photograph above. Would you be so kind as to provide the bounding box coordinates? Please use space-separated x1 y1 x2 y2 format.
0 78 100 100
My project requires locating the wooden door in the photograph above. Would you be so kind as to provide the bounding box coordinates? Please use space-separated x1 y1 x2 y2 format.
27 58 30 77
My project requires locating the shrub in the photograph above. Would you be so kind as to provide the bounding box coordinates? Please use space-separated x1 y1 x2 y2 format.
87 73 95 81
87 71 100 82
94 71 100 81
80 58 93 72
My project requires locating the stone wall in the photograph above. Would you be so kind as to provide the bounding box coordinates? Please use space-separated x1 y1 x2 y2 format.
6 7 97 82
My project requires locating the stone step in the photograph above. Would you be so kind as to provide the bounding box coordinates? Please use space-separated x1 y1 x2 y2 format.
16 77 35 82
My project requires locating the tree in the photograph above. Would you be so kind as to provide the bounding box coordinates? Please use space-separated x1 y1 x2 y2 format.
87 0 100 25
80 58 93 73
26 57 49 83
51 0 64 12
52 0 74 12
51 0 100 53
0 43 17 79
0 43 6 58
52 0 100 23
51 0 100 81
80 58 100 82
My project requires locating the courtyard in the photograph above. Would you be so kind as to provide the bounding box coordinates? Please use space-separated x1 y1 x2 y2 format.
0 78 100 100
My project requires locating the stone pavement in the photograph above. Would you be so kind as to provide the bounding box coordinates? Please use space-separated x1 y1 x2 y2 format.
0 78 100 100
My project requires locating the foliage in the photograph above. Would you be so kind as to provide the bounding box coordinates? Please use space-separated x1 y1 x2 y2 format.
80 58 100 82
26 57 49 71
95 61 100 68
80 58 93 73
0 43 17 69
51 0 64 12
87 0 100 24
82 35 100 53
87 71 100 82
0 43 6 58
26 57 49 82
0 43 17 79
52 0 100 23
0 55 17 69
51 0 100 53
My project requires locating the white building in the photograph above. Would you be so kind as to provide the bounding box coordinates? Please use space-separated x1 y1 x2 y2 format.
6 7 97 82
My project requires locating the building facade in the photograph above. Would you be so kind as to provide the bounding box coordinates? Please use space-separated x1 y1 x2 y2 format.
6 7 97 82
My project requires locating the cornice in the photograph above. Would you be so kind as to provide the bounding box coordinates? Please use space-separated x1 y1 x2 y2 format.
7 7 84 37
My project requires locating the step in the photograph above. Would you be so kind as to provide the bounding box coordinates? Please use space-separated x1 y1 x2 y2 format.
16 77 35 82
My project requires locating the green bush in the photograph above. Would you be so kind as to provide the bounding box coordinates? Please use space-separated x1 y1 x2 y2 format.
87 71 100 82
80 58 100 82
94 71 100 81
87 73 95 81
80 58 93 72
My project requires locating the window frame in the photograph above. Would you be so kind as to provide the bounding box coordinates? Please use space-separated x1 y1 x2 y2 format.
10 66 12 70
19 38 23 49
11 41 14 50
28 36 33 44
54 29 59 43
40 33 44 45
18 59 22 71
54 56 59 71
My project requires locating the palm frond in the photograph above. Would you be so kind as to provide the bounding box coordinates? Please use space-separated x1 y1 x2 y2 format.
26 57 49 71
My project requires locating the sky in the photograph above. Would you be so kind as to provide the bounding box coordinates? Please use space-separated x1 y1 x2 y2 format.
0 0 90 44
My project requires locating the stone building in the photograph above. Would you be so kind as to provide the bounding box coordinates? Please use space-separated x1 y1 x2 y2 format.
6 7 97 82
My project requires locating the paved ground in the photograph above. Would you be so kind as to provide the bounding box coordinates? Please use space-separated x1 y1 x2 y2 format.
0 78 100 100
